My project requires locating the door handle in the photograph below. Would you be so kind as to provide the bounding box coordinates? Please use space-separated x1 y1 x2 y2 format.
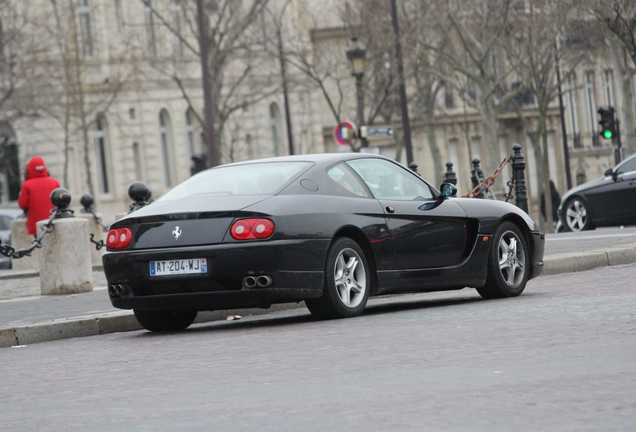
385 205 395 214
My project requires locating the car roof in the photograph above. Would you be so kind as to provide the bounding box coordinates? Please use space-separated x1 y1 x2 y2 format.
217 152 394 169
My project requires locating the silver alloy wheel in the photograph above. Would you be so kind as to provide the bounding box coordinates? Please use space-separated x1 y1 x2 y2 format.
333 248 367 308
565 199 587 232
498 231 526 288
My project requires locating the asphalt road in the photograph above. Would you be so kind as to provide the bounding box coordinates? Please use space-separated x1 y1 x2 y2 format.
2 264 636 431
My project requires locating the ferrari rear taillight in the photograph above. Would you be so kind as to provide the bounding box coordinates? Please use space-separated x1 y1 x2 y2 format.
230 218 275 240
106 228 133 250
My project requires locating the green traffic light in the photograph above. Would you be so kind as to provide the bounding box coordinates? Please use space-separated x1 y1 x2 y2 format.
602 129 614 140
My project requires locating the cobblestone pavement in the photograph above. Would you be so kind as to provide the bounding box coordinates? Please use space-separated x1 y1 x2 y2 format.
1 264 635 431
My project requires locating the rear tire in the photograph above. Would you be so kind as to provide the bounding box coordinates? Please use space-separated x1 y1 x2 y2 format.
134 309 197 332
306 237 370 319
477 222 530 299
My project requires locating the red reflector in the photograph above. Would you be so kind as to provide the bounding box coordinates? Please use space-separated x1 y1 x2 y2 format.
106 228 133 250
230 218 275 240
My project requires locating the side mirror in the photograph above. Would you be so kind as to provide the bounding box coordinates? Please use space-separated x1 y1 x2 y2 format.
604 168 618 181
440 182 458 199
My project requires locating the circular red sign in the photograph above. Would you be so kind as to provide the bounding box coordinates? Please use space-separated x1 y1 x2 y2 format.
333 121 356 146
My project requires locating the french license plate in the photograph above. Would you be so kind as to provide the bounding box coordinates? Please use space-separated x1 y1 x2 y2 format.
149 258 208 277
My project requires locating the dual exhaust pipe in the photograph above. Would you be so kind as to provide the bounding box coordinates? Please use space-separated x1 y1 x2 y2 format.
243 275 272 289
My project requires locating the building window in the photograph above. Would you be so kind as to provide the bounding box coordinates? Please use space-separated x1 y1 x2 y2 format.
566 73 579 136
0 18 5 64
159 109 174 187
171 1 184 57
246 134 253 159
114 0 124 29
448 139 459 172
470 138 481 161
185 108 200 156
78 0 93 57
269 102 282 156
132 142 143 180
584 71 598 140
144 0 157 57
95 114 110 194
603 69 615 107
444 84 455 109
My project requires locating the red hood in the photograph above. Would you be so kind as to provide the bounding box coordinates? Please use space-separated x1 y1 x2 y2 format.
26 156 49 179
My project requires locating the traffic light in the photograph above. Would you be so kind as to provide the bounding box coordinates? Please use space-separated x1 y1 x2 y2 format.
598 106 617 141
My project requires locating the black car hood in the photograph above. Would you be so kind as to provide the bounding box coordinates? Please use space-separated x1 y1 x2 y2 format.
122 194 270 220
561 176 610 202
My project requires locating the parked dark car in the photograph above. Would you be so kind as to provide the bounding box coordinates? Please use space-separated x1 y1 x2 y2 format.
0 208 22 269
103 153 545 332
559 154 636 232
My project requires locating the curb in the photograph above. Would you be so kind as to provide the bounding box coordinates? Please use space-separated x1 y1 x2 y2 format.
2 243 636 349
0 303 303 348
543 243 636 275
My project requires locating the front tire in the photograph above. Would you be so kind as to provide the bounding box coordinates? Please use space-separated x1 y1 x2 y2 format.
306 237 370 319
562 197 591 232
477 222 530 299
134 309 197 332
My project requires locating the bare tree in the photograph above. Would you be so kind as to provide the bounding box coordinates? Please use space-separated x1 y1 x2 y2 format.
30 0 133 194
143 0 277 166
504 0 581 230
591 0 636 154
424 0 520 175
0 0 44 121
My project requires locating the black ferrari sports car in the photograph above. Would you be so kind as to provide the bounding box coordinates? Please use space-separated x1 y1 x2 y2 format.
103 153 544 332
558 153 636 232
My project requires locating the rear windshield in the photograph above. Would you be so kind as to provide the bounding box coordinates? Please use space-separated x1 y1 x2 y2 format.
159 161 312 200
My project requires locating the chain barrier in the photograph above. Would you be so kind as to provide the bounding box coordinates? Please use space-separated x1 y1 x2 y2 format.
0 210 63 259
504 177 515 203
464 157 511 199
89 233 105 251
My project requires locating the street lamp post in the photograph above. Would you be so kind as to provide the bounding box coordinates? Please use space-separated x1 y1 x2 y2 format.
346 37 368 148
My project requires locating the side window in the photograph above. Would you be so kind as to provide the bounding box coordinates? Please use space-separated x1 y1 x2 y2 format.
617 157 636 174
327 163 370 198
347 158 433 201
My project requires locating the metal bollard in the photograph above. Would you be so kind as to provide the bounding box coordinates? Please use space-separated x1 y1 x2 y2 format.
470 159 484 198
128 182 152 213
443 162 457 185
78 193 104 265
38 189 93 295
511 144 529 213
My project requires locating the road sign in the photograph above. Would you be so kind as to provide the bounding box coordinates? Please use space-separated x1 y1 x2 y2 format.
334 121 356 146
360 126 393 138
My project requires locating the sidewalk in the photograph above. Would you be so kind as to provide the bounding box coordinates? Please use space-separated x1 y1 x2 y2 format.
1 240 636 348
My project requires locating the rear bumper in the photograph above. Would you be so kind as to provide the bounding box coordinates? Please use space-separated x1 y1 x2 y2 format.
103 239 329 311
529 231 545 279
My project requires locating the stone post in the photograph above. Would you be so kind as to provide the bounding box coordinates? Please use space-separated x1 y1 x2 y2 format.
511 144 529 213
443 162 457 185
38 218 93 295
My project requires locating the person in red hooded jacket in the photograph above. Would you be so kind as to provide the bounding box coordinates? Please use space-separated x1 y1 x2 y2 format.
17 156 61 236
